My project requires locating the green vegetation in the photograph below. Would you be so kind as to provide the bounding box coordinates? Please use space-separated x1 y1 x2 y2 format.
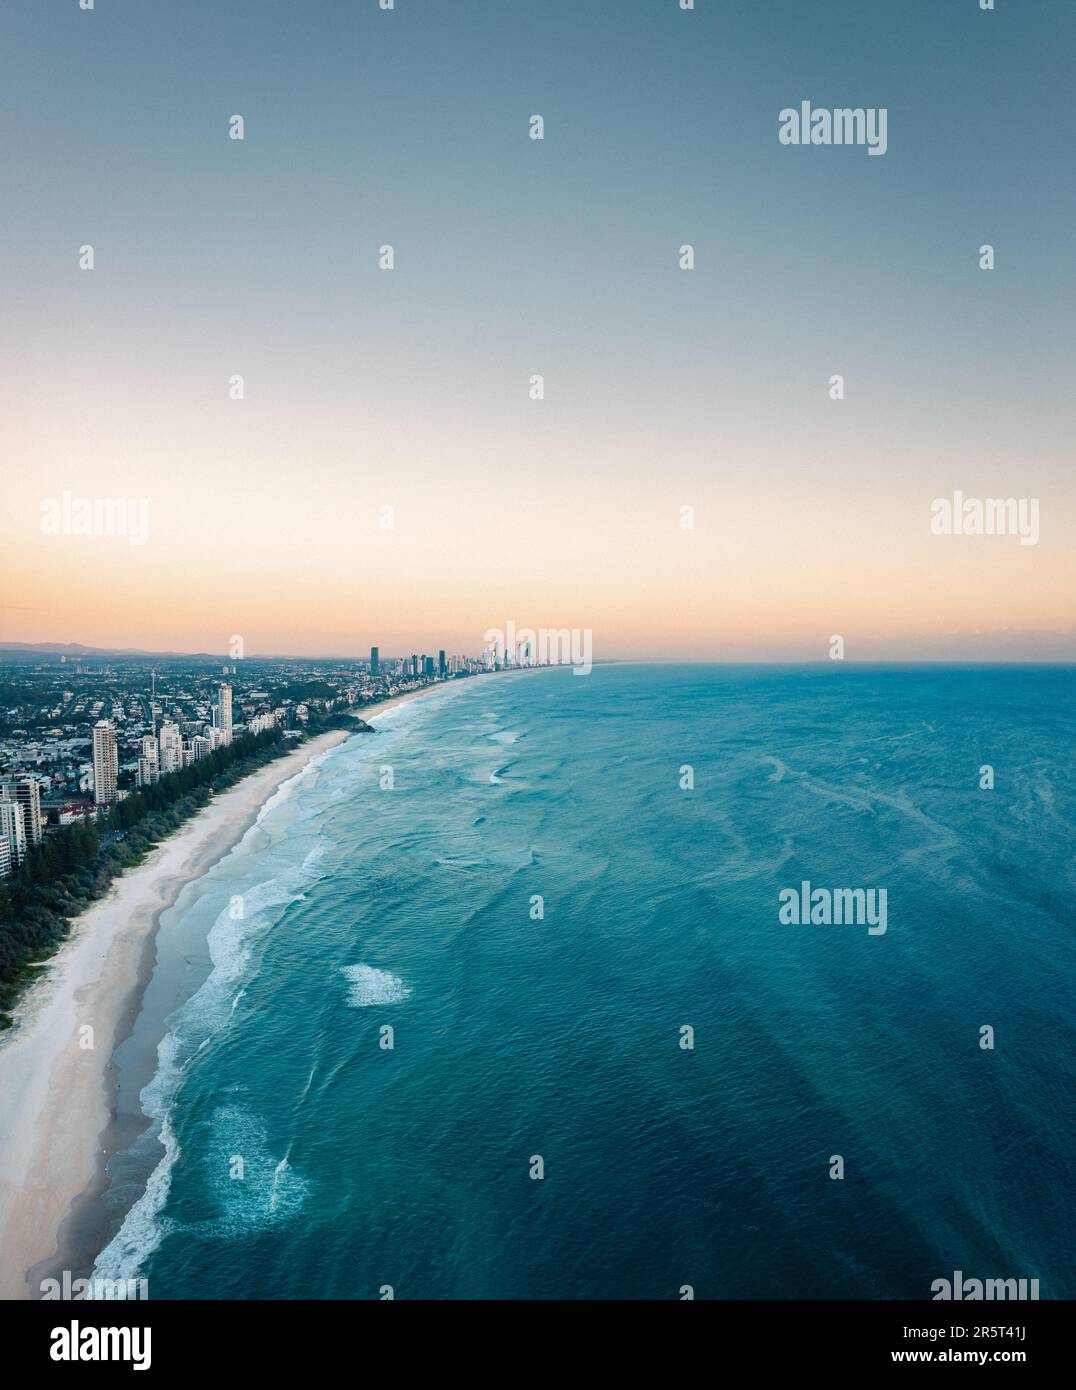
304 708 372 733
0 727 291 1028
269 680 337 705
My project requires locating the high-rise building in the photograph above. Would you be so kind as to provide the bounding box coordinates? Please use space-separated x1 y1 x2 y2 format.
92 720 118 806
370 646 379 675
0 834 11 879
1 777 42 848
219 683 233 746
411 654 419 676
438 649 446 676
0 799 26 867
158 721 182 774
137 734 160 788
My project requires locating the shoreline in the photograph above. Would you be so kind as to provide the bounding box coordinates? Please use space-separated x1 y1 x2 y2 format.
0 680 452 1299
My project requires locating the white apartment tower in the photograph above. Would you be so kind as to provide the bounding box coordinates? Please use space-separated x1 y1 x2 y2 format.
137 735 160 789
92 720 119 806
219 683 233 747
0 798 26 868
1 776 43 848
158 721 182 775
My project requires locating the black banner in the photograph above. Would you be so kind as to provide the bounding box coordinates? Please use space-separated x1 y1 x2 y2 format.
13 1297 1071 1374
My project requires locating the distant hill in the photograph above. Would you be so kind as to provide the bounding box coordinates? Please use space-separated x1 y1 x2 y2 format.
0 641 364 662
0 641 217 659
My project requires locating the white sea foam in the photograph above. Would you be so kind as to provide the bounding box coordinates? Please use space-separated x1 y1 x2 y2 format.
203 1106 310 1235
365 698 423 728
90 851 326 1280
340 964 410 1007
92 1114 179 1283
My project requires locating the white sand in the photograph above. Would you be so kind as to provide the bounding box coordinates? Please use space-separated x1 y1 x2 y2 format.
0 682 444 1298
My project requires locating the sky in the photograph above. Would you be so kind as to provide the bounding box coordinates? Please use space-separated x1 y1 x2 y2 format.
1 0 1074 661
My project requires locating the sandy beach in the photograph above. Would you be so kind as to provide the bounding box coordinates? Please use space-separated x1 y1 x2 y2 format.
0 684 444 1299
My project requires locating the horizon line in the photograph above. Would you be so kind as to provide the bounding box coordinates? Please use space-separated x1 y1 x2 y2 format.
1 642 1073 669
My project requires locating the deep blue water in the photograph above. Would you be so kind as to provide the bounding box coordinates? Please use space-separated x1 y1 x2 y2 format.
94 665 1076 1299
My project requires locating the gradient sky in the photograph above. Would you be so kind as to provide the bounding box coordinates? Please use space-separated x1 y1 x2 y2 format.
2 0 1074 659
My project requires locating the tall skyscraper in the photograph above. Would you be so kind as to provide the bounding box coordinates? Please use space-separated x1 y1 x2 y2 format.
219 682 233 746
1 777 41 849
92 720 118 806
158 721 182 774
438 649 446 676
370 646 379 675
0 799 26 867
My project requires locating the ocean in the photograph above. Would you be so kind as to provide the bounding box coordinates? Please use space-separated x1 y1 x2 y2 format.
91 664 1076 1299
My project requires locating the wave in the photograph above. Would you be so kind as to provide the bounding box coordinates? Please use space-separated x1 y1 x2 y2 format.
202 1106 310 1235
340 964 410 1007
93 1113 179 1282
255 747 338 822
90 847 327 1280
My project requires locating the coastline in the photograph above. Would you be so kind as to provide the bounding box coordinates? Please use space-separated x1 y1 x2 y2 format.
0 681 449 1299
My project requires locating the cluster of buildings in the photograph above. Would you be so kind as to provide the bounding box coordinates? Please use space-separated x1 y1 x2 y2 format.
94 680 243 804
370 647 487 679
0 674 261 874
0 643 509 878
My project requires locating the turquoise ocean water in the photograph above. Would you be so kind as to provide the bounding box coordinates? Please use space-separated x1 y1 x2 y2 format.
92 665 1076 1299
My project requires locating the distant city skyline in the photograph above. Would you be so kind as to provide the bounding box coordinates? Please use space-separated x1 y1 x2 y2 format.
2 633 1075 664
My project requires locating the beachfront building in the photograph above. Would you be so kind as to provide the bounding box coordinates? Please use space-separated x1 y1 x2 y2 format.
137 735 160 789
1 776 43 848
158 721 182 774
92 720 118 806
219 682 233 746
0 798 27 868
